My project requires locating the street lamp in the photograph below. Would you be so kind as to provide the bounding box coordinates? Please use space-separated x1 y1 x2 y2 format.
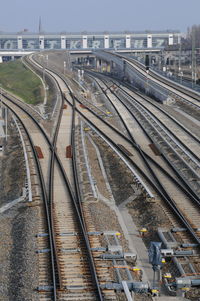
64 61 66 75
46 54 48 68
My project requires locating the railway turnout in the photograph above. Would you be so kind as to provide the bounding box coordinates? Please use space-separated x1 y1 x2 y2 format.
2 49 200 301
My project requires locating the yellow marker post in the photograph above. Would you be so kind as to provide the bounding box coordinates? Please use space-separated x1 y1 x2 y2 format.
151 289 159 294
181 287 190 291
140 228 147 233
132 267 141 272
139 228 147 236
132 267 141 277
151 288 159 297
164 273 172 279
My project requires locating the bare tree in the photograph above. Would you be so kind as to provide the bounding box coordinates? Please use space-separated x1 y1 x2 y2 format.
186 25 200 49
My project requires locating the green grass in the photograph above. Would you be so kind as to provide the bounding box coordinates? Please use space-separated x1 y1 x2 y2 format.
0 59 44 104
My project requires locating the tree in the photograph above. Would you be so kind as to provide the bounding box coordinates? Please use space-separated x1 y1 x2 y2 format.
186 25 200 49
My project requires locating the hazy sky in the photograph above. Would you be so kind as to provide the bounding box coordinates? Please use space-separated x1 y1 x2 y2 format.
0 0 199 33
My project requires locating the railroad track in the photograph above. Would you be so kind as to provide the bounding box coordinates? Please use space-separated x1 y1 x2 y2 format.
22 52 200 296
87 71 200 199
65 69 200 211
3 56 119 300
98 51 200 121
110 81 200 198
75 71 198 241
2 101 58 299
112 79 200 143
65 79 200 243
78 71 200 288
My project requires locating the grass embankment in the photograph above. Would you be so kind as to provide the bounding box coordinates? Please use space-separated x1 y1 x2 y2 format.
0 59 44 104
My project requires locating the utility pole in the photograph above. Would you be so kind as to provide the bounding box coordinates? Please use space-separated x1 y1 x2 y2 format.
5 106 7 141
39 16 42 34
178 37 182 82
66 51 71 71
192 30 196 87
64 61 66 75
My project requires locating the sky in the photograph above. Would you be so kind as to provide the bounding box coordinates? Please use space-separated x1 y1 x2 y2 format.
0 0 199 33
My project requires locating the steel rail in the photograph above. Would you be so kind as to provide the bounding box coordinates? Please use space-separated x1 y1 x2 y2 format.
27 54 200 287
11 54 66 297
48 90 64 291
34 59 200 265
107 77 200 202
70 71 200 246
28 54 104 300
3 86 104 299
2 102 58 300
111 85 200 200
70 90 104 300
113 52 200 104
12 55 104 300
111 77 200 147
66 71 200 209
87 72 198 181
88 71 200 203
68 95 200 246
94 68 200 145
116 89 200 166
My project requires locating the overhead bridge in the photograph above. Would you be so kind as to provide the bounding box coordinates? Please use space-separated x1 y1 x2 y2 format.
0 31 180 60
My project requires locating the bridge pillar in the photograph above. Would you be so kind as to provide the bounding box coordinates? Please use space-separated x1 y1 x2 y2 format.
126 35 131 48
82 35 88 49
96 58 101 70
147 35 152 48
106 62 111 72
168 34 173 45
177 33 181 44
104 35 109 49
111 60 115 71
39 36 44 50
17 36 23 50
61 36 66 49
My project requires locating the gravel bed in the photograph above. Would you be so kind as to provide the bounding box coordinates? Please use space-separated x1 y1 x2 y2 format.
175 100 200 121
85 74 129 132
79 122 200 299
85 136 111 200
89 201 129 251
159 101 200 139
34 51 129 135
22 53 200 300
0 120 25 206
186 288 200 300
91 134 140 206
0 116 39 300
79 129 153 300
2 202 39 301
127 196 173 245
